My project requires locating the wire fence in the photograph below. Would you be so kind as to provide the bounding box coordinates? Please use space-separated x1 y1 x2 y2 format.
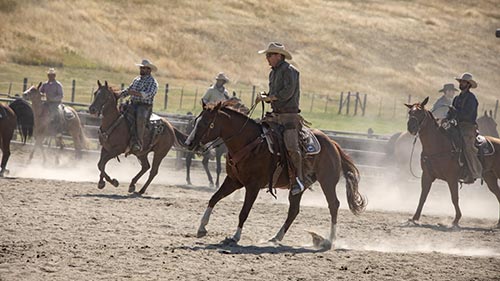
1 78 498 120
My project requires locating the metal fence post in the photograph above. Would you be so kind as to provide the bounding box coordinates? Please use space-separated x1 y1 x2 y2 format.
324 95 329 113
346 92 351 115
354 92 359 116
179 87 184 109
164 83 169 110
71 79 76 102
338 92 343 114
251 85 256 106
23 77 28 92
8 82 12 95
362 93 367 116
494 99 499 119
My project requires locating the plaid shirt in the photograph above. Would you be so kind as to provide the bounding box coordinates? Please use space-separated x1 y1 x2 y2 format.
121 75 158 105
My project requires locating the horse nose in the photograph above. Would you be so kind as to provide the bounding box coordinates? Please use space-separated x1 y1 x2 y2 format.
89 106 96 114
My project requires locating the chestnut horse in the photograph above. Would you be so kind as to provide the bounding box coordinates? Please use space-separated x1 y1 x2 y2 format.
186 102 366 249
405 97 500 227
89 81 184 194
24 84 88 161
0 100 33 176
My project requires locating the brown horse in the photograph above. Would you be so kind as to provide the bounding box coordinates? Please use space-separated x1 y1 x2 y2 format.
405 97 500 227
388 109 499 179
24 84 88 161
185 102 366 249
0 99 34 176
89 80 184 194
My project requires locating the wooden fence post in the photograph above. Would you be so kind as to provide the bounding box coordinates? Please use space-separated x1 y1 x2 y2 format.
346 92 351 115
362 93 367 116
193 88 198 109
354 92 359 116
8 82 12 95
23 78 28 92
494 99 499 119
179 87 184 109
310 93 315 113
251 85 256 106
324 95 329 113
338 92 344 114
71 79 76 102
163 83 169 110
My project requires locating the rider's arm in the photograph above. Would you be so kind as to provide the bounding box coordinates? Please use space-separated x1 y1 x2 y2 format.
274 67 298 101
139 77 158 101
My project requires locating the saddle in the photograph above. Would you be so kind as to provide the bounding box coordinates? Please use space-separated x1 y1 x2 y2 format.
120 103 166 151
476 135 495 156
59 104 76 120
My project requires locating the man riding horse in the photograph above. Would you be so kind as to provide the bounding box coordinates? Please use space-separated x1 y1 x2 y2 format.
450 72 482 184
256 42 304 196
119 59 159 152
39 68 64 136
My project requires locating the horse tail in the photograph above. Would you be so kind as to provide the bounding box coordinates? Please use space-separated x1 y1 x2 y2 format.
9 99 34 144
173 127 188 148
334 141 367 215
78 122 90 150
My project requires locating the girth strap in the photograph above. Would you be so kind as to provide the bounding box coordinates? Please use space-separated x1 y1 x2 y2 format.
227 136 264 182
98 115 125 143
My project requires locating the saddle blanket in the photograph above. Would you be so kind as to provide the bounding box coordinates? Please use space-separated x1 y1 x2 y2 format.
262 126 321 156
475 135 495 156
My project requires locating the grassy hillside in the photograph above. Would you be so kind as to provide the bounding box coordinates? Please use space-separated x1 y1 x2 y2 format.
0 0 499 133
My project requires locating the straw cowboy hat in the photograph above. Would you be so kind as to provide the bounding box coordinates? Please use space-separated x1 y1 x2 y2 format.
135 59 158 72
455 72 477 88
215 72 229 83
438 83 458 92
47 68 56 74
258 42 292 60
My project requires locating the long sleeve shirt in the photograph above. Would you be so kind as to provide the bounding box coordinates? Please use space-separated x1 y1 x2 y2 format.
268 60 300 113
452 90 478 124
40 80 64 103
121 75 158 105
431 95 453 119
202 85 229 104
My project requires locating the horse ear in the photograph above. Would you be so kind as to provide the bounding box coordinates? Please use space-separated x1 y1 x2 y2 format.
37 82 42 90
484 110 488 117
489 110 493 117
201 99 207 109
105 80 108 87
97 80 102 87
214 102 223 111
421 97 429 107
404 103 412 109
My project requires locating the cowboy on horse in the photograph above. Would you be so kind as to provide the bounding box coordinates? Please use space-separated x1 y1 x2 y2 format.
119 59 159 152
256 42 304 196
39 68 64 136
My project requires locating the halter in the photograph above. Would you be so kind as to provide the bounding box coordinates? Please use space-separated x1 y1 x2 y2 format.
407 107 431 178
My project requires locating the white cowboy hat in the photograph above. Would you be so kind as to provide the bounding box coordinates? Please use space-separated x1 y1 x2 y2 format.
47 68 56 74
258 42 292 60
135 59 158 72
438 83 458 92
215 72 229 83
455 72 477 88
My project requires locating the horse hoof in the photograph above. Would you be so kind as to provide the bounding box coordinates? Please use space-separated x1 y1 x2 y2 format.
307 231 332 250
128 185 135 193
221 237 238 245
111 179 119 187
97 181 105 189
196 229 207 238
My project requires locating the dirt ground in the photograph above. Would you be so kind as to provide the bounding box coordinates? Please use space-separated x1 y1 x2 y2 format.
1 146 499 280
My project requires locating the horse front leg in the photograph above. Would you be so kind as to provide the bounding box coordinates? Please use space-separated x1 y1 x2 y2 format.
226 185 260 244
215 151 223 188
197 176 243 238
483 172 500 227
202 154 214 187
0 141 11 177
97 148 119 189
411 172 434 223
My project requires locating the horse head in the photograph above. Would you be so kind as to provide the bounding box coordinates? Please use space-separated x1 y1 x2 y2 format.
405 96 430 135
185 102 227 150
89 80 117 116
23 82 42 101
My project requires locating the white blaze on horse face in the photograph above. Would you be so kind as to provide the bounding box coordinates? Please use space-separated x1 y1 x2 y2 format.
185 118 201 146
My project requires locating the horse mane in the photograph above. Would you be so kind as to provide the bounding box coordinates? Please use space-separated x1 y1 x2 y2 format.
215 101 258 126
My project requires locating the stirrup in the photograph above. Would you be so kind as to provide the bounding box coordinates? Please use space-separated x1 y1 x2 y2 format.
291 177 305 196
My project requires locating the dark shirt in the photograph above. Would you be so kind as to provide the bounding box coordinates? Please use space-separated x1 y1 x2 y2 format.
268 60 300 113
452 90 478 124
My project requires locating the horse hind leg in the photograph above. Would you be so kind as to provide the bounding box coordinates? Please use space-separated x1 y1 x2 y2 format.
202 155 214 187
137 151 165 194
0 138 11 177
483 172 500 227
447 180 462 227
269 191 304 244
130 155 151 193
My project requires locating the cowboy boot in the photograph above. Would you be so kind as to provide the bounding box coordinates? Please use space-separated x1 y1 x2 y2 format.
289 150 304 196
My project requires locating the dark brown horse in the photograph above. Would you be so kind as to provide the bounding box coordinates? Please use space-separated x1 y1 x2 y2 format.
89 81 184 194
0 99 34 176
405 97 500 227
185 102 366 249
477 110 498 138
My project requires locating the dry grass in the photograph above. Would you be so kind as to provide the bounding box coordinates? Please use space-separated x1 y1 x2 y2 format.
0 0 499 132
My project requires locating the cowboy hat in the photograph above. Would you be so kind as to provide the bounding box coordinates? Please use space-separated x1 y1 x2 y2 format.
258 42 292 60
47 68 56 74
438 83 458 92
135 59 158 72
215 72 229 83
455 72 477 88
